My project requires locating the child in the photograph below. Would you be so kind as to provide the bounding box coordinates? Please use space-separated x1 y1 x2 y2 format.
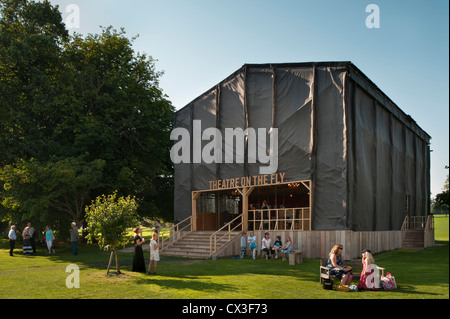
247 231 257 259
281 236 292 261
272 235 282 259
147 233 160 274
358 249 377 290
240 232 247 259
45 226 55 255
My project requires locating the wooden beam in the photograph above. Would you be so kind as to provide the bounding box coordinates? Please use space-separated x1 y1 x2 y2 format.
300 181 310 191
242 187 248 231
192 191 200 231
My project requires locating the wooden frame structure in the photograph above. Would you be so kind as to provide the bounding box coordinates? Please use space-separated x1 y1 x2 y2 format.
191 179 312 232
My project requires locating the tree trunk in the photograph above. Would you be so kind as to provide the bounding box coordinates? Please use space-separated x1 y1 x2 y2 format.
106 249 121 275
106 251 114 275
115 249 121 274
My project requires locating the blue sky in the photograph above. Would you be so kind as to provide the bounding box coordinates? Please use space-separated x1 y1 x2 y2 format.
50 0 449 197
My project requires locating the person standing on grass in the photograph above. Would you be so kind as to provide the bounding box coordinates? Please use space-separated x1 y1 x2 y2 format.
132 227 146 273
154 220 161 234
71 222 79 256
24 222 36 254
8 225 16 256
45 226 55 255
240 232 247 259
247 231 257 260
147 232 160 274
22 226 33 255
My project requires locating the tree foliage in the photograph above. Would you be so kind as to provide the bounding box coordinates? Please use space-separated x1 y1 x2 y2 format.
85 191 139 274
432 174 449 214
85 191 138 251
0 0 174 235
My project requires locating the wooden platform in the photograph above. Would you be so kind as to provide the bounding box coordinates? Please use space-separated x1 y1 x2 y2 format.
233 230 407 259
146 227 432 259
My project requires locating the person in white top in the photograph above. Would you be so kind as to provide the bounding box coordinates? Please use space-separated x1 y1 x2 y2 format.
261 232 272 260
147 232 160 274
8 225 16 256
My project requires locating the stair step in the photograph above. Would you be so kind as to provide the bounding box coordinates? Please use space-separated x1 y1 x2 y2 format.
402 230 424 249
160 230 241 258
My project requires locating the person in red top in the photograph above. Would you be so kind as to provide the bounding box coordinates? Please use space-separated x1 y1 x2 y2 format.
358 249 378 290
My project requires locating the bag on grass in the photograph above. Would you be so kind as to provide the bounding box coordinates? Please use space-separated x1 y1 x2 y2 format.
381 272 397 290
336 284 350 292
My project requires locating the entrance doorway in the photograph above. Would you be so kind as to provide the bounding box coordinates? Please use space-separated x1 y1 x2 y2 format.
195 189 242 231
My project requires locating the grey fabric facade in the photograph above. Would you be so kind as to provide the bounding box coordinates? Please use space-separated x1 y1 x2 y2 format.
173 62 431 231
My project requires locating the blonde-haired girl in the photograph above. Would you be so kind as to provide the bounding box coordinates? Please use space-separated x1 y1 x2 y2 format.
358 249 378 290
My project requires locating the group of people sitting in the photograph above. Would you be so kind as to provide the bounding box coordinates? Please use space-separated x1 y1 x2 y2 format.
240 231 292 260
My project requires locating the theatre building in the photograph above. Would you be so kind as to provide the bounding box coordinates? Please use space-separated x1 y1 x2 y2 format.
161 62 434 259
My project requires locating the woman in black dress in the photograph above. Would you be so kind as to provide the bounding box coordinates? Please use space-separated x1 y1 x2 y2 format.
132 227 146 272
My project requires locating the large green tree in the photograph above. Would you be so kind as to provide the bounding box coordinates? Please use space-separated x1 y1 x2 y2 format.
0 0 174 236
432 174 449 214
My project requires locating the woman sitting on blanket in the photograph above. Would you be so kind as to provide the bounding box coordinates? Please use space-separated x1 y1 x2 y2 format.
326 244 353 286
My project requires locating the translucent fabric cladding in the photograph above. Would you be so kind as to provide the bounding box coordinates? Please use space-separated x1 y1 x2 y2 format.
173 63 430 231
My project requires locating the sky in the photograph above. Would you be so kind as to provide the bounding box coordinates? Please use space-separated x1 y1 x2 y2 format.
49 0 449 198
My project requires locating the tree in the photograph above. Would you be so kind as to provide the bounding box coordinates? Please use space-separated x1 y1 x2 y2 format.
432 174 449 215
0 0 174 236
0 0 70 164
0 157 105 238
64 27 175 219
85 191 138 274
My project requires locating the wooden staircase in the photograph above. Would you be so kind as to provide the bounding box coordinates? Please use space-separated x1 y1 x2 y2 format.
160 231 240 259
402 229 425 249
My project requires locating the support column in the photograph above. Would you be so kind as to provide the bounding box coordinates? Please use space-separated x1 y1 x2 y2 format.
242 187 248 231
241 186 254 231
192 191 200 231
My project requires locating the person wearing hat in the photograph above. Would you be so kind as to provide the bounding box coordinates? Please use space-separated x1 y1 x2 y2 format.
71 222 80 256
358 249 377 290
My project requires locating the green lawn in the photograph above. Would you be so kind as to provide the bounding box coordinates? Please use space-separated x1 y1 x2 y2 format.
0 217 448 299
434 215 449 241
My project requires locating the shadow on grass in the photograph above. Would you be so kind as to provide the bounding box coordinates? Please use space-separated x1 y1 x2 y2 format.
2 239 448 298
393 284 445 297
134 275 236 293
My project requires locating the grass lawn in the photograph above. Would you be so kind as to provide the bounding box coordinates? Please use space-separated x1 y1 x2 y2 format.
0 217 448 300
434 215 449 241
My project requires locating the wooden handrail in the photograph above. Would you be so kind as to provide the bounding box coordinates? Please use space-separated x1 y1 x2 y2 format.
210 214 243 256
402 215 433 231
401 215 409 231
425 214 434 230
248 207 311 231
159 216 192 252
